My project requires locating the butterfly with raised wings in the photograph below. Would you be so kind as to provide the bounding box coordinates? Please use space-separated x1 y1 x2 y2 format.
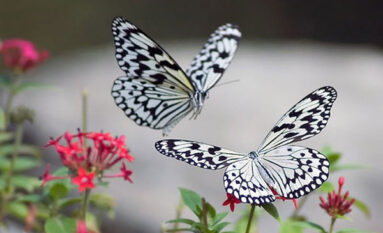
155 86 337 205
111 17 241 135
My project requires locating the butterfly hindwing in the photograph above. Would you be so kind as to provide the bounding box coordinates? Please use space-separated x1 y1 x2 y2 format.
259 145 329 199
186 24 241 92
155 140 245 170
258 86 337 154
224 159 275 204
112 76 192 130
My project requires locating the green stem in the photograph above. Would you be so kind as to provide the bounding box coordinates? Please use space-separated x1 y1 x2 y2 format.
173 201 184 231
4 75 21 128
82 89 88 133
329 217 336 233
0 123 24 223
245 205 256 233
80 189 91 220
201 198 208 229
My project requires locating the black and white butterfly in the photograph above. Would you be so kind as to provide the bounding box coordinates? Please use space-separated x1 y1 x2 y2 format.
155 86 337 205
111 17 241 135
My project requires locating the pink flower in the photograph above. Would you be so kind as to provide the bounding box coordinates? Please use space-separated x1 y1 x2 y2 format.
76 220 88 233
0 39 48 73
222 193 241 212
319 176 355 218
71 168 95 192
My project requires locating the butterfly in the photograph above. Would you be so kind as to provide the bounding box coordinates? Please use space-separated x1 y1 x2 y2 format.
155 86 337 205
111 17 241 135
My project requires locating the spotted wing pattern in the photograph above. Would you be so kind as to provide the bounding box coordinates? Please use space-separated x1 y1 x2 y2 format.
224 159 275 204
259 145 329 199
111 17 195 133
258 86 337 154
185 24 241 92
155 140 245 170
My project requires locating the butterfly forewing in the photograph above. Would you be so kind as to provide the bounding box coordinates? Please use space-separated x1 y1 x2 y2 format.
259 145 329 199
257 86 337 154
224 159 275 204
111 17 197 133
155 140 246 169
186 24 241 92
112 17 194 92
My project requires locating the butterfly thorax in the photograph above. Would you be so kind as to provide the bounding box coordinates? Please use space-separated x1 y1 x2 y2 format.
191 91 208 119
248 151 259 159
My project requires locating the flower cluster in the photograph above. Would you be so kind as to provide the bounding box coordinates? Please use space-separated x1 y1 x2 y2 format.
320 176 355 218
0 39 48 73
42 130 134 192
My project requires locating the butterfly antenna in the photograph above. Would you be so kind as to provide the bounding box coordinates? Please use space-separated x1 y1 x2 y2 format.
214 79 240 88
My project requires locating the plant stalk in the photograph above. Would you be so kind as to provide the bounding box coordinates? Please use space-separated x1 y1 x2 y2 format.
80 189 91 220
245 204 256 233
82 89 88 133
329 217 336 233
0 123 24 223
4 75 20 128
202 198 208 229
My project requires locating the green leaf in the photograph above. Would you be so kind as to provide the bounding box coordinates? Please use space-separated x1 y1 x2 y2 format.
331 164 370 172
43 167 73 196
318 181 334 193
16 194 42 203
0 144 42 158
234 206 262 233
6 202 28 220
336 214 352 221
327 153 342 164
14 81 54 94
49 183 70 200
336 228 373 233
283 220 326 233
0 157 40 171
0 132 14 143
0 108 5 130
280 220 304 233
212 221 231 232
262 203 280 222
86 212 100 233
58 197 82 210
350 198 370 218
89 193 116 218
179 188 202 216
11 175 41 192
166 228 194 232
44 217 77 233
167 218 195 225
211 212 229 226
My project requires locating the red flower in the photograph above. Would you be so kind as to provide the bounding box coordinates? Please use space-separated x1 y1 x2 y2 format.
270 187 298 210
0 39 48 73
40 164 68 187
222 193 241 212
71 168 95 192
319 176 355 218
104 163 133 183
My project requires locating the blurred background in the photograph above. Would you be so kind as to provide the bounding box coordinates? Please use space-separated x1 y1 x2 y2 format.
1 0 382 232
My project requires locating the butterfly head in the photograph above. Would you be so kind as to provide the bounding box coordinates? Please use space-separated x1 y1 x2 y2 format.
191 91 209 119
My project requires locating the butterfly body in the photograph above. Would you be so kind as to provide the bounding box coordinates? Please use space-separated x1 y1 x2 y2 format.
111 17 241 134
155 86 336 205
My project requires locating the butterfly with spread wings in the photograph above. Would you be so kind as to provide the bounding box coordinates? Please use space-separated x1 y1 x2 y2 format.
111 17 241 135
155 86 337 205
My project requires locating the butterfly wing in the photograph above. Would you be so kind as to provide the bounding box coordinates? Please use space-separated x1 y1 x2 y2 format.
111 17 195 133
224 159 275 205
185 24 241 92
155 139 246 170
257 86 337 154
259 145 329 199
